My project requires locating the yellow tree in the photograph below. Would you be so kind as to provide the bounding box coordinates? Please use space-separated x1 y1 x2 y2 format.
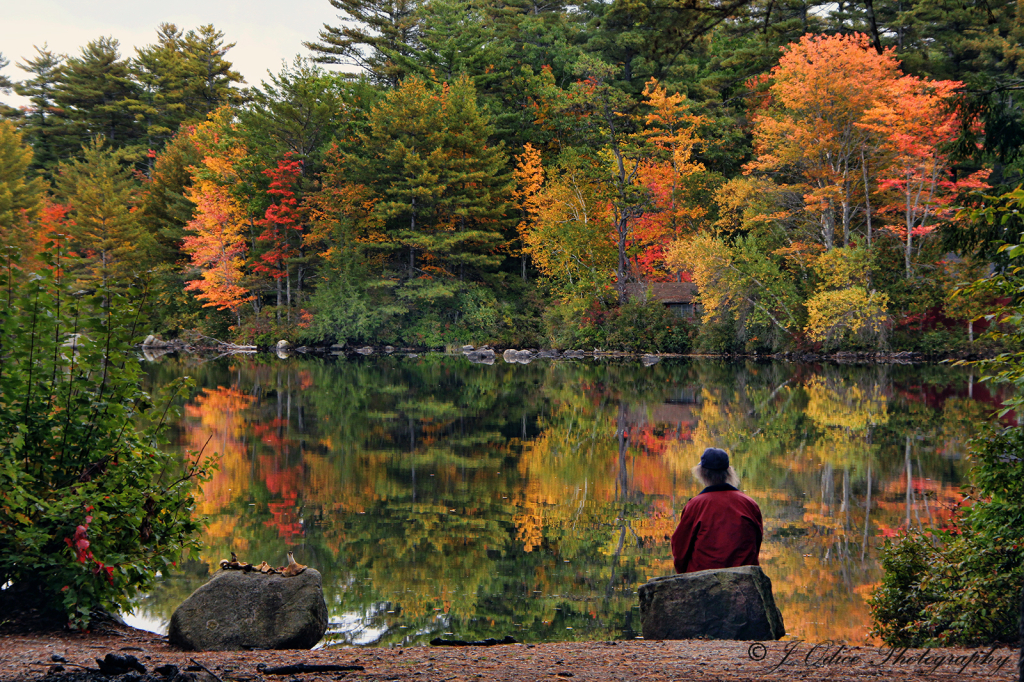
519 77 709 301
804 247 890 348
518 151 617 303
0 121 45 257
512 142 543 281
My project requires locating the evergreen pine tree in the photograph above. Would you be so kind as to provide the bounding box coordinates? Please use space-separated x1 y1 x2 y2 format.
127 24 191 157
54 138 151 290
0 53 11 94
0 52 19 120
304 0 422 87
179 25 245 117
358 75 510 293
433 75 511 279
404 0 504 83
51 37 141 157
13 45 64 174
239 58 349 165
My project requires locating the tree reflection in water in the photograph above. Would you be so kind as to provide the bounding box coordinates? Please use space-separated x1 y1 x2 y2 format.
138 356 999 645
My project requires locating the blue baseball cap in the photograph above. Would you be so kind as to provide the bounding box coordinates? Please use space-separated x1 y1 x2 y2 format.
700 447 730 471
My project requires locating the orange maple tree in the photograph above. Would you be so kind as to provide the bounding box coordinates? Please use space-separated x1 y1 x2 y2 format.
747 33 903 250
180 117 254 319
860 77 990 277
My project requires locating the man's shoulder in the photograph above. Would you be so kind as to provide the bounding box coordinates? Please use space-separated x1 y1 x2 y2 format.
694 487 761 508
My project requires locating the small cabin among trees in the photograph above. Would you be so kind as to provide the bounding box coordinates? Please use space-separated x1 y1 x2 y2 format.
624 282 700 319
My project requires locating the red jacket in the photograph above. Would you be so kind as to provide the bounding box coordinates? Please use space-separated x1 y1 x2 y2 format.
671 484 763 573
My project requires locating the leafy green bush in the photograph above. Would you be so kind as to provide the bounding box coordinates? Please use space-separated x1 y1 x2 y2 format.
0 245 214 629
868 427 1024 646
603 300 694 353
544 298 694 352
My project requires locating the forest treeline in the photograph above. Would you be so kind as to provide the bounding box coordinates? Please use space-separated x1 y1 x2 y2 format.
2 0 1023 352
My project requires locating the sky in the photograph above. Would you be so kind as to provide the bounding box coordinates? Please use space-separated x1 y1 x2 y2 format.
0 0 355 107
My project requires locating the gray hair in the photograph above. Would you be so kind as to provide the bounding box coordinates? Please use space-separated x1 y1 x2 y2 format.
691 464 740 489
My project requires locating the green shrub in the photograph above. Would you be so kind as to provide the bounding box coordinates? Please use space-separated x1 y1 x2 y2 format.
868 427 1024 646
602 300 694 353
543 298 695 353
0 245 214 629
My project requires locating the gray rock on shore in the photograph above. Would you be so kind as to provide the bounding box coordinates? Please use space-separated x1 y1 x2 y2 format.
168 568 328 651
638 565 785 641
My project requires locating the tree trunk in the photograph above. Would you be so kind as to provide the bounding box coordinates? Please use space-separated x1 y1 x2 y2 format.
905 180 914 278
905 220 913 278
618 213 628 305
822 208 835 250
861 149 873 247
409 197 416 280
863 0 884 54
276 275 282 324
842 159 851 247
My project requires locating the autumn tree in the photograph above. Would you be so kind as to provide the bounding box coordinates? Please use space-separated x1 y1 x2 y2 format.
518 147 618 302
548 56 645 304
527 71 708 302
182 181 253 323
512 142 543 281
666 233 801 350
746 33 902 251
632 79 709 279
179 114 254 322
0 121 45 256
804 247 890 348
253 155 305 323
860 77 990 278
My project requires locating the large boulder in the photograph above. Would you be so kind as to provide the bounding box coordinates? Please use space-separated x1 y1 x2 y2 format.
168 568 328 651
638 565 785 641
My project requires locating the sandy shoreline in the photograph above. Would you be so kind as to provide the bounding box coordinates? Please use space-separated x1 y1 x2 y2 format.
0 622 1017 682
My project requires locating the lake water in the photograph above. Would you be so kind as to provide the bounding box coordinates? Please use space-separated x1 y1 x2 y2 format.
133 354 1003 645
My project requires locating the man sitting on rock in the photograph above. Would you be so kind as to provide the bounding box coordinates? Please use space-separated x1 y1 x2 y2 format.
671 448 763 573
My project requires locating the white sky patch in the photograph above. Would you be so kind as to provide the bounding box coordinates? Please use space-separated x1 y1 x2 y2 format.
0 0 356 108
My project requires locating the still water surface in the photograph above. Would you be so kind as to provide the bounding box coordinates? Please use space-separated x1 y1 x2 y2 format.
135 355 1002 645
